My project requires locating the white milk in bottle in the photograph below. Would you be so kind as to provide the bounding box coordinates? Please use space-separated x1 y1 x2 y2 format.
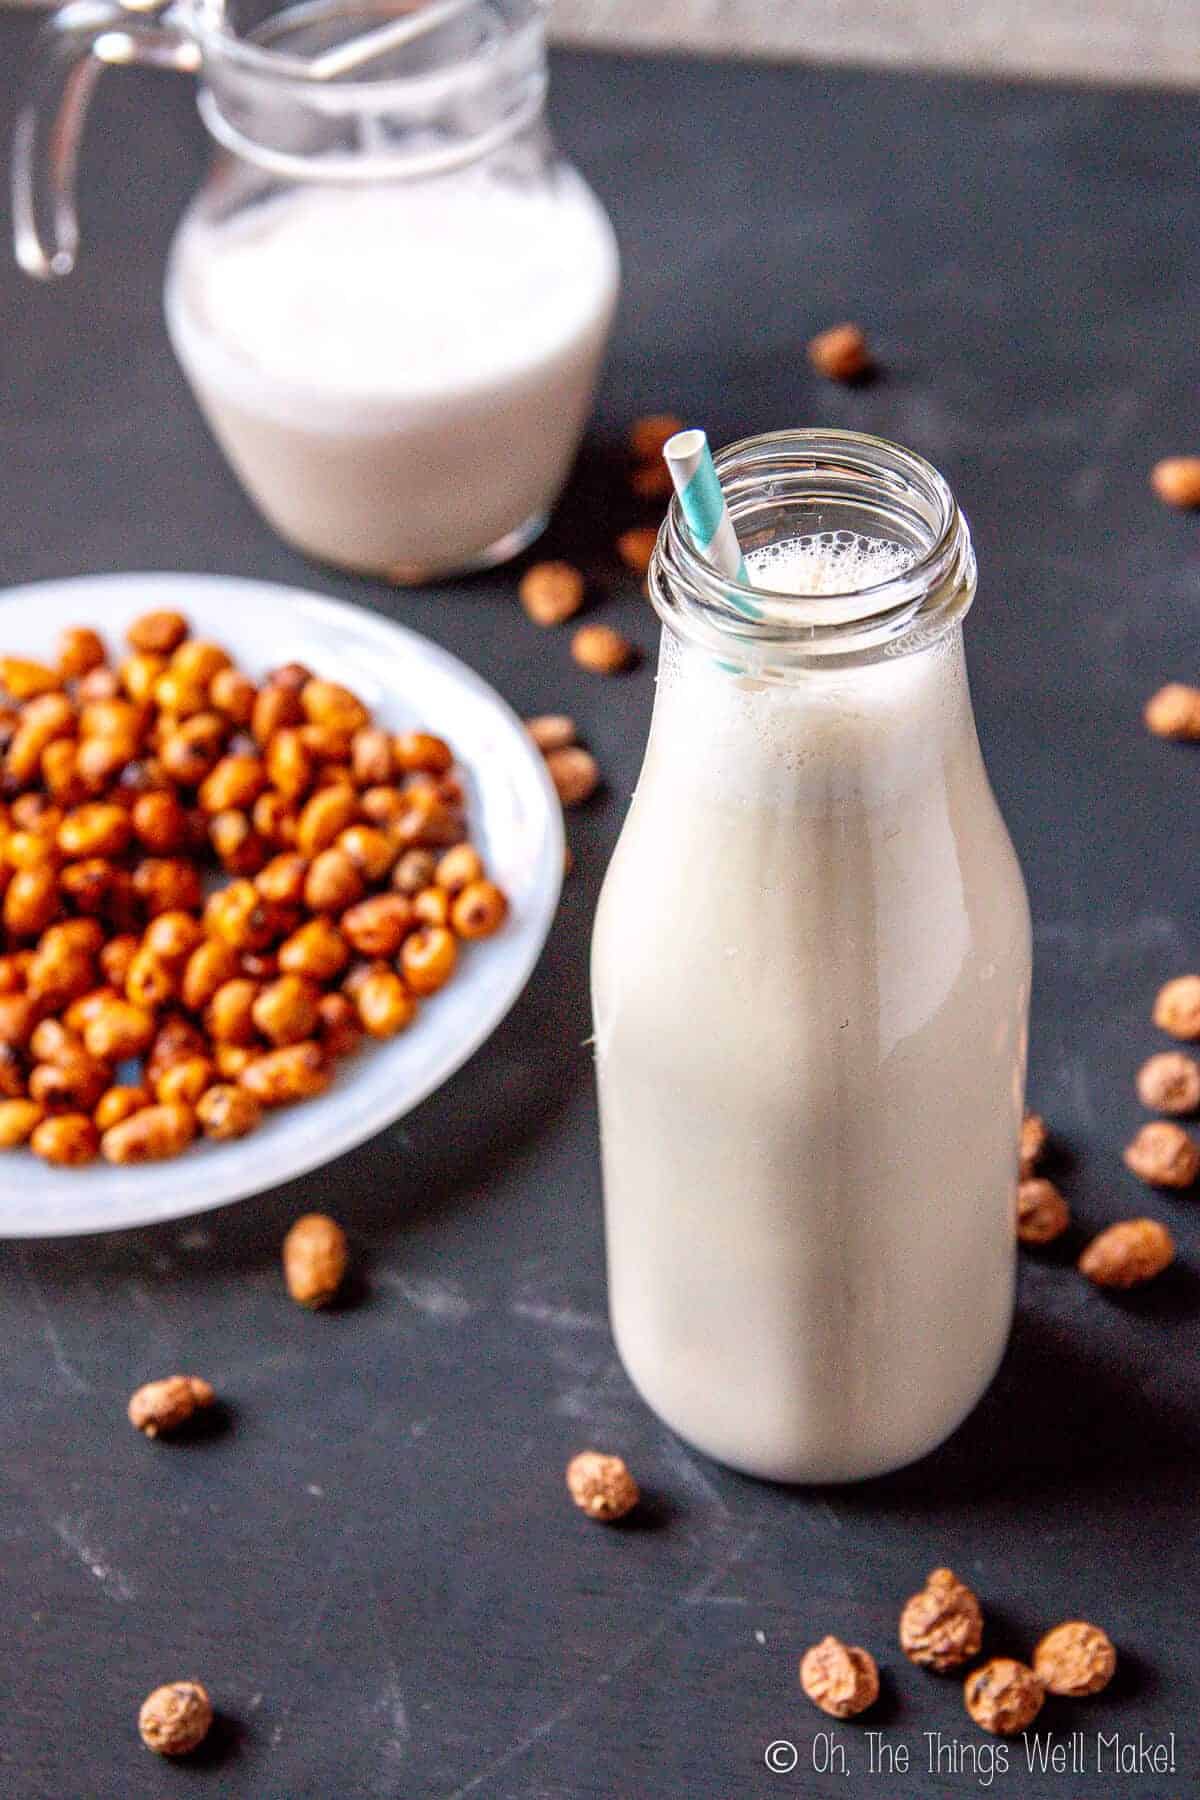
591 431 1031 1484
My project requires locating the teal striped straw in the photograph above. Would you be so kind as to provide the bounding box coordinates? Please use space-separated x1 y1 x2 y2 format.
662 429 761 619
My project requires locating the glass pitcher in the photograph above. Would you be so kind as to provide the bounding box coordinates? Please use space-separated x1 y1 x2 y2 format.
592 430 1031 1483
14 0 620 581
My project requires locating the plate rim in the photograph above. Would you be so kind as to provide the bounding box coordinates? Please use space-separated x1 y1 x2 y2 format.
0 571 564 1237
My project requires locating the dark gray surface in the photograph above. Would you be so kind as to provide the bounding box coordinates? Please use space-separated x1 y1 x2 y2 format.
1 23 1198 1798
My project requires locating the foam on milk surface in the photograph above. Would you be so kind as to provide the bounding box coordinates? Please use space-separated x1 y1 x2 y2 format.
746 529 916 594
175 168 617 403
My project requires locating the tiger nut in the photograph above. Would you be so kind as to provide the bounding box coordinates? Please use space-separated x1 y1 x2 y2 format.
1122 1120 1200 1189
1150 456 1200 509
1017 1178 1070 1246
963 1659 1044 1735
1019 1111 1048 1178
525 714 576 754
545 746 599 808
518 562 584 628
799 1636 880 1719
899 1567 983 1671
1078 1218 1174 1289
128 1375 215 1438
1032 1621 1117 1697
565 1449 639 1522
1153 975 1200 1040
138 1679 213 1757
282 1212 348 1308
1136 1050 1200 1116
571 623 635 675
1144 683 1200 740
807 321 872 382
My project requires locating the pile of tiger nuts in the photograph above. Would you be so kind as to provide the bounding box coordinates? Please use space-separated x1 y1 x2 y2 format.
0 611 508 1168
801 1566 1116 1736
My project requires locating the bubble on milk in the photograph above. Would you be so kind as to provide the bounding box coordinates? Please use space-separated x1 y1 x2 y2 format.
746 530 917 595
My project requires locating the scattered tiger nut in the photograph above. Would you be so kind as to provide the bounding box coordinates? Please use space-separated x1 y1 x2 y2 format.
616 527 658 575
1144 683 1200 740
1123 1120 1200 1189
545 745 599 807
799 1636 880 1719
963 1659 1044 1735
899 1568 983 1671
128 1375 215 1438
525 714 576 754
1153 974 1200 1040
1032 1621 1117 1697
571 623 635 675
138 1681 213 1759
1150 456 1200 509
1136 1050 1200 1115
1019 1111 1048 1178
565 1449 639 1522
282 1212 348 1308
628 414 683 463
518 562 584 627
1017 1178 1070 1245
629 460 672 501
1079 1217 1174 1288
808 321 872 381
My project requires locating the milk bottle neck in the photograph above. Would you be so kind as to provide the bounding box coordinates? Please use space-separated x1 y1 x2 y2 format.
647 429 977 681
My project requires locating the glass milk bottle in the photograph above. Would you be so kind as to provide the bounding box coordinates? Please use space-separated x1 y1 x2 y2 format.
14 0 619 581
592 430 1031 1484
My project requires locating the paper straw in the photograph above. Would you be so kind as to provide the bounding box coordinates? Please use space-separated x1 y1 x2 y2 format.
662 429 760 619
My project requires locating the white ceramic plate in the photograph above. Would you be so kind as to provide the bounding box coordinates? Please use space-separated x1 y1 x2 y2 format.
0 573 563 1236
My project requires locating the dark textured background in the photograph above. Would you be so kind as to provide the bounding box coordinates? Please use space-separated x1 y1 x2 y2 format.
1 18 1198 1797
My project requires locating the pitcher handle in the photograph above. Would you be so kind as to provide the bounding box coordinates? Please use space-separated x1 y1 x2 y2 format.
13 0 198 279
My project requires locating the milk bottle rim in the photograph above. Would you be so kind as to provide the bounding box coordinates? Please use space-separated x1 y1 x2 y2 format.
647 429 978 673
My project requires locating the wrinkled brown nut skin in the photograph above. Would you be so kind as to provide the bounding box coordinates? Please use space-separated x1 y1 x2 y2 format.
102 1103 196 1165
545 746 599 808
1150 456 1200 509
196 1082 262 1141
1153 974 1200 1040
1136 1050 1200 1115
283 1212 348 1307
799 1636 880 1719
1017 1178 1070 1246
628 413 683 463
525 714 577 754
1144 683 1200 740
138 1680 213 1757
571 624 635 675
240 1041 330 1106
616 527 659 576
1123 1120 1200 1189
963 1659 1044 1735
1033 1621 1117 1697
128 1375 215 1438
1078 1218 1174 1289
1019 1111 1048 1178
518 562 584 627
807 322 872 381
565 1450 639 1521
899 1568 983 1671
